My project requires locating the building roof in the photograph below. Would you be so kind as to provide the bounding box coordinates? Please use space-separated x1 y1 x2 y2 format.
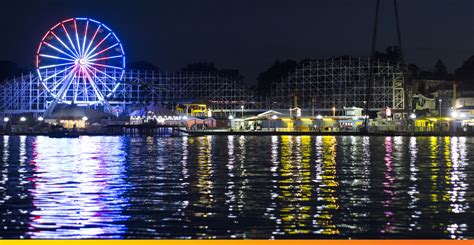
48 104 113 122
130 103 177 117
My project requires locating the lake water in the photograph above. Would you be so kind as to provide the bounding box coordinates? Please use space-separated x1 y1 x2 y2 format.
1 135 473 239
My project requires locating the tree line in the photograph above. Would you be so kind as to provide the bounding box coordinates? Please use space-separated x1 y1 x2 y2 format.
3 46 474 93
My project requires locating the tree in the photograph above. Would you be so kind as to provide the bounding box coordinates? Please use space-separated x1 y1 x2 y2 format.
256 59 298 97
127 61 160 71
374 46 401 64
455 56 474 90
0 61 24 82
433 59 448 80
180 62 217 73
407 63 420 79
180 62 244 81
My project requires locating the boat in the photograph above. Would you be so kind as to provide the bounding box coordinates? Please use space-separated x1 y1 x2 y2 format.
48 125 80 138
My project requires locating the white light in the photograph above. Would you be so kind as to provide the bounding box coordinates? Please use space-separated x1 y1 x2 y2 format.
38 116 44 121
20 117 26 122
451 111 459 118
3 117 9 122
410 113 416 119
316 115 323 120
182 116 188 120
271 115 278 120
82 116 88 121
240 105 244 109
228 115 234 120
460 113 466 118
296 108 301 117
385 107 392 117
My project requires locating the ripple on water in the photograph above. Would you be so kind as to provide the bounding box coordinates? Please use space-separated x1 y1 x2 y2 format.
0 135 473 239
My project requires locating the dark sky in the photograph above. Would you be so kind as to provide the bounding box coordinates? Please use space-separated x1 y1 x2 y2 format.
1 0 474 82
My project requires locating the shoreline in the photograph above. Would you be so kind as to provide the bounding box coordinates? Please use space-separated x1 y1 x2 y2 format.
178 130 474 137
1 130 474 137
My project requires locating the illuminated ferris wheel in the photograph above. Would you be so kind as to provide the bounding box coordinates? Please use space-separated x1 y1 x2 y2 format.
35 17 125 114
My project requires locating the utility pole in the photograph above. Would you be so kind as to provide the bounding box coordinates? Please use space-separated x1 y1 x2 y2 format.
363 0 380 132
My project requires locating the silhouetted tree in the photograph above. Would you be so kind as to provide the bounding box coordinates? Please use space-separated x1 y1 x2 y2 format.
127 61 161 71
0 61 24 82
374 46 401 64
180 62 244 81
181 62 217 73
455 55 474 90
407 63 420 79
219 69 244 81
433 59 448 80
256 59 298 97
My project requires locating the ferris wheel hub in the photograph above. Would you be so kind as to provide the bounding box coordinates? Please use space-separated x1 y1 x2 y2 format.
78 58 87 66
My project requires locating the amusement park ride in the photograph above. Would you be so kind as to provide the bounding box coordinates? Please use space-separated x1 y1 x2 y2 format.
35 17 126 116
0 17 404 119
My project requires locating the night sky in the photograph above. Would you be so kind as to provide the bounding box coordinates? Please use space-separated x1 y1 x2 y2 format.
1 0 474 82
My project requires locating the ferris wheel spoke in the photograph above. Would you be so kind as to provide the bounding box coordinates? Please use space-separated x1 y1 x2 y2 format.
60 73 77 101
86 65 118 80
84 24 101 57
82 74 89 102
85 33 111 58
73 19 82 56
86 43 119 59
42 41 77 60
43 65 75 82
49 32 78 59
83 68 105 101
88 62 122 70
50 68 77 101
50 67 78 91
82 20 89 57
39 54 76 62
84 66 112 91
61 23 80 57
38 61 75 70
88 55 123 62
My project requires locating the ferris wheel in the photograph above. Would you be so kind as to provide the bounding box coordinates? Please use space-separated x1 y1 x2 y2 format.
35 17 125 114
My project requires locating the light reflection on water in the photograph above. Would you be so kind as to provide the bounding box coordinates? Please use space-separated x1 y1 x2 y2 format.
1 135 474 239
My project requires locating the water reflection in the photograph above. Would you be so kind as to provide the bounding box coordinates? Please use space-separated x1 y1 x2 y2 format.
27 136 130 239
1 135 474 239
276 136 313 236
446 137 469 238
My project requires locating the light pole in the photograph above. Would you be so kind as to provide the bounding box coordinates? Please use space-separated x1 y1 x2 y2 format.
363 100 367 117
316 114 323 132
410 113 416 132
241 105 244 118
271 114 278 132
439 99 442 117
